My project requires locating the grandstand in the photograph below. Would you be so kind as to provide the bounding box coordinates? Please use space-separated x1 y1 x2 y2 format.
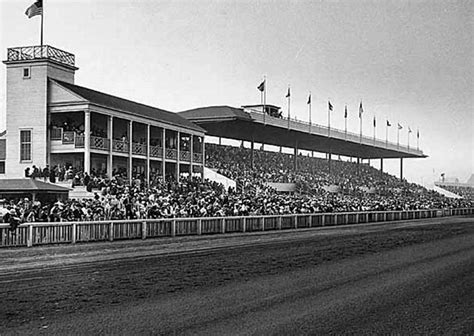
0 44 471 224
435 174 474 200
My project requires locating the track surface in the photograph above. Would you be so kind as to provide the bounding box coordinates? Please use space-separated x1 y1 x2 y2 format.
1 217 473 335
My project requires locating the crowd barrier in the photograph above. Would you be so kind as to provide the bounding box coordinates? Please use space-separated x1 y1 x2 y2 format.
0 208 473 248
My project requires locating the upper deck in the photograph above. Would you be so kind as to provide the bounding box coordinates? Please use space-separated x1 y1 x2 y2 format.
5 45 76 69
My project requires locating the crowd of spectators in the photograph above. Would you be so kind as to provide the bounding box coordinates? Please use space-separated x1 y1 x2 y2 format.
436 184 474 200
3 143 472 224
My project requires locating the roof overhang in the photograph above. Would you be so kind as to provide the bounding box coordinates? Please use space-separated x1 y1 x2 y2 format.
180 106 428 159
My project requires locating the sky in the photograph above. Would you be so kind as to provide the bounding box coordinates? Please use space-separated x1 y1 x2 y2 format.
0 0 473 185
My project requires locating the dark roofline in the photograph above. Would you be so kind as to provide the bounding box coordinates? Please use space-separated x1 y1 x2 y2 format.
50 79 205 133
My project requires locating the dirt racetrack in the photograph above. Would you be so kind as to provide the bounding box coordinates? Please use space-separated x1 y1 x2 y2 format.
1 217 473 335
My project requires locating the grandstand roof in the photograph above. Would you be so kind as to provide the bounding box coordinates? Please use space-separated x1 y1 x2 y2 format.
180 106 427 159
51 80 205 133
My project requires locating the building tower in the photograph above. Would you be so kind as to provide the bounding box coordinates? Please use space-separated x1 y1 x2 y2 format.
2 45 78 178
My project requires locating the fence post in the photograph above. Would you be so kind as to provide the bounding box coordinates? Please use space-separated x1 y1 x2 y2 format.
294 215 298 229
27 224 33 247
72 223 76 244
109 222 114 241
142 221 147 240
278 216 282 230
242 217 246 233
197 219 202 235
321 214 325 226
171 220 176 237
309 215 313 227
221 218 226 234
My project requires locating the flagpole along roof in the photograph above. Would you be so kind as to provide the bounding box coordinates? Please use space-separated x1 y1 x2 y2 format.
180 106 427 159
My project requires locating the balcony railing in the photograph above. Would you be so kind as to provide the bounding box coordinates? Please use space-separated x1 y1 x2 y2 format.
180 150 191 162
51 127 62 140
150 146 163 158
193 152 203 163
7 45 75 67
165 148 178 160
132 143 147 156
112 139 129 153
91 136 110 151
75 135 84 148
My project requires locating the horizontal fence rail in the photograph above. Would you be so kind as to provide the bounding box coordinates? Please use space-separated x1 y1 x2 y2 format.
0 208 472 248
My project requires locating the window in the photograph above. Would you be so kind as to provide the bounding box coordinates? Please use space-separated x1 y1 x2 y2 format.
20 130 32 162
23 67 30 79
0 162 4 174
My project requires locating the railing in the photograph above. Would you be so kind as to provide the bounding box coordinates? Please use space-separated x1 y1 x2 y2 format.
150 146 163 158
180 150 191 162
132 143 147 156
62 131 75 144
165 148 178 160
1 208 472 248
7 45 75 67
112 139 129 153
90 136 110 151
51 127 62 140
193 152 203 163
75 135 84 148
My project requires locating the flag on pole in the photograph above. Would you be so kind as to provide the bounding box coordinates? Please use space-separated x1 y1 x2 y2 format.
387 120 391 127
408 127 412 133
328 101 333 111
257 80 265 92
285 87 290 98
359 101 364 118
398 123 403 130
373 116 376 127
344 105 347 118
25 0 42 18
307 94 311 105
417 129 420 138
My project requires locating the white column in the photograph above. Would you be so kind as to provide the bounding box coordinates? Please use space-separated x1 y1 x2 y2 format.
176 131 181 179
128 121 133 184
190 134 194 178
201 136 205 179
107 115 113 179
162 128 166 182
84 110 91 174
146 124 150 186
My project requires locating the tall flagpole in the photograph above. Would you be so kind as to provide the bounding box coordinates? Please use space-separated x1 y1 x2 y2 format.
287 85 290 130
308 92 312 133
328 100 331 137
344 105 347 140
263 75 266 125
40 0 44 46
373 116 376 145
417 129 420 150
359 101 363 144
385 121 388 148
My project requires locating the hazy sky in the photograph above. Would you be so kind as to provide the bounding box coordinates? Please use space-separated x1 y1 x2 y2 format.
1 0 473 184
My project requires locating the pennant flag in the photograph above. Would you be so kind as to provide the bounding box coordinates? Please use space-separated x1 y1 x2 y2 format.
328 101 333 111
257 80 265 92
373 116 376 127
285 87 290 98
417 129 420 138
398 123 403 130
344 105 347 118
387 120 392 127
307 94 311 105
408 127 412 133
359 101 364 118
25 0 42 18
